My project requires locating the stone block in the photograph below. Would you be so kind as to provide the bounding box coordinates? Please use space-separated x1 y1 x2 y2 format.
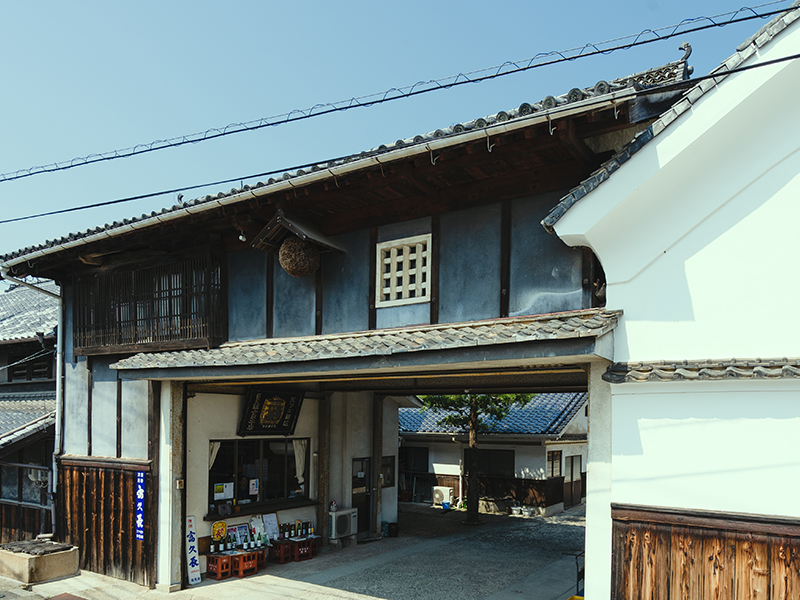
0 547 79 583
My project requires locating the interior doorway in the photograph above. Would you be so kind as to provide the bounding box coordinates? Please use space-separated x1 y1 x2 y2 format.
351 458 371 532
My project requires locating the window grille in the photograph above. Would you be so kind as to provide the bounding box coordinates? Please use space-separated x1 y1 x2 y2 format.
375 234 431 308
73 253 223 354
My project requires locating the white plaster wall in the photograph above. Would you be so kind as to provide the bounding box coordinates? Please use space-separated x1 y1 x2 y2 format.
562 403 588 436
429 441 461 476
545 440 587 477
120 379 149 460
513 444 545 479
555 23 800 364
185 392 319 561
611 380 800 516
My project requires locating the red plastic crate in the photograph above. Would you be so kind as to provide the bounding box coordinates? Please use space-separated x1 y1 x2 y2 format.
206 554 231 580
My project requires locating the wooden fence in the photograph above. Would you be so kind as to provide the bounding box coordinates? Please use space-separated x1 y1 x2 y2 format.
477 475 565 507
0 502 50 543
57 461 156 587
612 504 800 600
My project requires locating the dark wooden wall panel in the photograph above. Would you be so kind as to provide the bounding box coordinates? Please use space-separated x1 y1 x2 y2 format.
0 503 50 543
57 463 155 587
612 505 800 600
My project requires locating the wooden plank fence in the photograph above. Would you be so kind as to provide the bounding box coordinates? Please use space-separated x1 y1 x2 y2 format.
57 461 156 587
612 504 800 600
0 503 50 543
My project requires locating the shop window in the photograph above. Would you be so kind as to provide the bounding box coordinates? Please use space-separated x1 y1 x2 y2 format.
547 450 562 478
381 455 395 488
375 234 431 308
73 252 223 355
467 448 515 477
208 438 309 513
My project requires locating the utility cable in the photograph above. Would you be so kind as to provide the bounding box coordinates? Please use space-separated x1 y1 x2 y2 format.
0 0 794 185
1 46 799 228
0 348 55 374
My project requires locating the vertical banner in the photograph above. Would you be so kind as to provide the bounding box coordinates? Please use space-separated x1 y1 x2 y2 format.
185 516 202 585
135 471 145 541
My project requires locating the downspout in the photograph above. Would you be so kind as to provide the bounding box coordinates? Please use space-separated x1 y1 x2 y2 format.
0 266 63 536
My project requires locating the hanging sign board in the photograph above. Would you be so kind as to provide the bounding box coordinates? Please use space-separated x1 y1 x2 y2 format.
135 471 145 541
185 516 202 585
237 390 304 436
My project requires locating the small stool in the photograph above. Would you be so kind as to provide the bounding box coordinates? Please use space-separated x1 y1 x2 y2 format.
269 540 293 565
256 547 267 569
206 554 231 580
232 551 258 578
292 538 312 562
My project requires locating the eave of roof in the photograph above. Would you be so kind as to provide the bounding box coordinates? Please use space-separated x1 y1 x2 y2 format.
542 2 800 233
0 58 691 270
0 411 55 453
112 308 620 373
603 358 800 383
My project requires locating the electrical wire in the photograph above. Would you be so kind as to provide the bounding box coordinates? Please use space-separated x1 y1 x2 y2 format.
0 348 55 373
0 1 794 185
1 47 799 229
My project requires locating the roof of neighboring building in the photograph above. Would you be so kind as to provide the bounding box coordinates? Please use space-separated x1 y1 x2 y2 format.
603 357 800 383
112 308 620 371
0 391 56 438
0 56 692 267
542 2 800 232
0 281 59 343
399 392 586 436
0 411 55 454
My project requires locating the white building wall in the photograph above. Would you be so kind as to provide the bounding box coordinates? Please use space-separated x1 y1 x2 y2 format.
381 397 401 523
512 444 545 479
611 380 800 517
552 18 800 600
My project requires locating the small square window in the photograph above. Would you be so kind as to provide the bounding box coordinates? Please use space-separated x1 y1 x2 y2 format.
375 234 432 308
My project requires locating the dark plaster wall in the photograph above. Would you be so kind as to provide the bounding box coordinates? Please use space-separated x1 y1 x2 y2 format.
322 230 370 335
273 255 316 338
228 250 267 341
439 203 502 323
377 217 431 243
509 193 583 316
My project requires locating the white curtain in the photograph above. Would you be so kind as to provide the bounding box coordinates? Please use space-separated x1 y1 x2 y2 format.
209 442 221 470
293 439 308 485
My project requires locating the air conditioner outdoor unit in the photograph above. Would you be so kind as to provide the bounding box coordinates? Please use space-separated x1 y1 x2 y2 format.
432 486 454 505
329 508 358 539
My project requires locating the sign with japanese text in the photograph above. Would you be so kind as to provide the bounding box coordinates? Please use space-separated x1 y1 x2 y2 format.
135 471 145 541
237 390 304 436
185 516 202 585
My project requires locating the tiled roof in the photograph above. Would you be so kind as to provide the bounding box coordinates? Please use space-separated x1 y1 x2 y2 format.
399 392 586 436
0 412 55 454
603 358 800 383
0 281 59 343
542 3 800 232
0 57 692 266
112 308 620 371
0 391 56 438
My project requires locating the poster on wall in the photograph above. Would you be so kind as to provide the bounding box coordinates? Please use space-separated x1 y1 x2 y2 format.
185 516 202 585
135 471 145 541
237 390 304 436
213 482 234 500
263 513 280 540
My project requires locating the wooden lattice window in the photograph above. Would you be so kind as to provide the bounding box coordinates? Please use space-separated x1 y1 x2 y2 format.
547 450 562 478
375 234 431 308
73 253 223 355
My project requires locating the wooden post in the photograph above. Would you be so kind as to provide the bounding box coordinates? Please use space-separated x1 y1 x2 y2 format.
371 394 383 535
317 394 331 544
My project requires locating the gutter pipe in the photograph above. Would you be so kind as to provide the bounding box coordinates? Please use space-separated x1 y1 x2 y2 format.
0 266 63 536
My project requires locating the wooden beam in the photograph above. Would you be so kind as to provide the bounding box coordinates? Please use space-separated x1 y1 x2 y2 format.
559 120 595 169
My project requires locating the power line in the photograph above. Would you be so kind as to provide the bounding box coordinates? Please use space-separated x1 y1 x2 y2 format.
2 47 799 228
0 1 794 185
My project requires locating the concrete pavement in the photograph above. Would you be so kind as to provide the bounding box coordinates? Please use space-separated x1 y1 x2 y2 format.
0 503 585 600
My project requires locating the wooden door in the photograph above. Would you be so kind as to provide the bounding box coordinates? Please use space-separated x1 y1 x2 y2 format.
351 458 371 533
564 455 582 508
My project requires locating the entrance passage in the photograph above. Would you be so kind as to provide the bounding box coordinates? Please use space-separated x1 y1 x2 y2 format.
351 458 371 532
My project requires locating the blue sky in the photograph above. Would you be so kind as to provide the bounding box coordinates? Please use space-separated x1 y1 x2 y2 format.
0 1 791 258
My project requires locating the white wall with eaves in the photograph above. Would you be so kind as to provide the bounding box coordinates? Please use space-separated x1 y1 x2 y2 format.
555 23 800 363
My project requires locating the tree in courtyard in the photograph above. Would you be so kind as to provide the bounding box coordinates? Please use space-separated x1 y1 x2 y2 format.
420 393 533 524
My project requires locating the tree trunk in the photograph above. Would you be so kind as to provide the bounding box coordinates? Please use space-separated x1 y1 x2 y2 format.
465 398 480 524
